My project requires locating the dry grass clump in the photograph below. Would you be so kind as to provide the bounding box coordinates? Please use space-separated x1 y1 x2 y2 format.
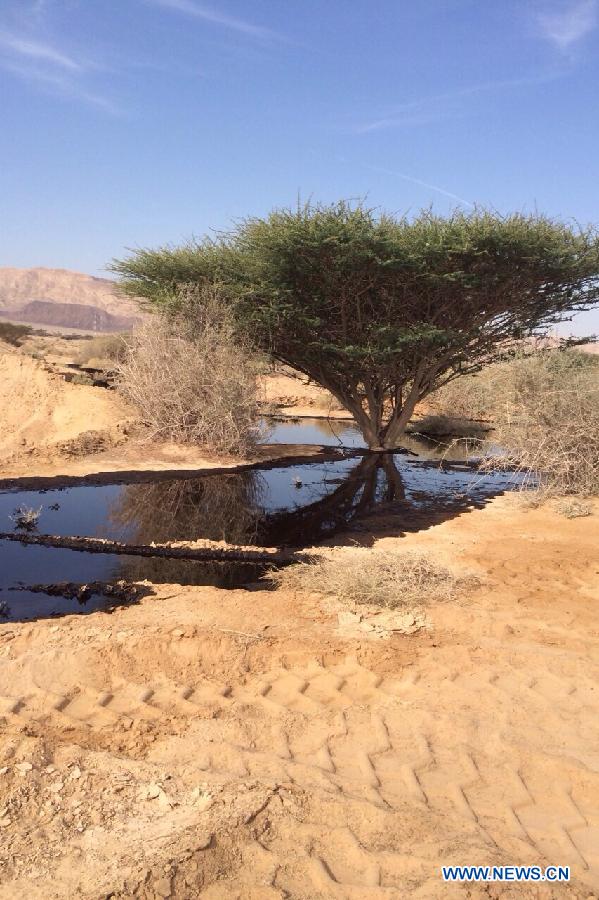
554 498 593 518
486 350 599 496
269 549 459 609
116 286 262 456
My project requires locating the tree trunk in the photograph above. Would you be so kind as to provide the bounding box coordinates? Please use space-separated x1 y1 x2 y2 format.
323 376 422 451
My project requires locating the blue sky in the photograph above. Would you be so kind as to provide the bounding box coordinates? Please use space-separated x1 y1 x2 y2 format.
1 0 598 334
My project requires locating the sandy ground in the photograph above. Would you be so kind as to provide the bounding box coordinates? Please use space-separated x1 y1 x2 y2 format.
2 341 598 898
0 495 597 898
259 369 350 420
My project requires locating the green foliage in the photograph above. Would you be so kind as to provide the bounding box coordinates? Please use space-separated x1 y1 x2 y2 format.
112 202 599 448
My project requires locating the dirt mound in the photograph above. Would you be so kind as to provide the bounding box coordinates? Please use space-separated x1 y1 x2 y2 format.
0 347 133 467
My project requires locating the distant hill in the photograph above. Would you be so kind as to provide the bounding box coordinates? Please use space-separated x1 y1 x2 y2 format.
0 267 142 333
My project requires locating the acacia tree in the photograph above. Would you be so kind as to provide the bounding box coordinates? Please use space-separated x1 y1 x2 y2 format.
112 203 599 450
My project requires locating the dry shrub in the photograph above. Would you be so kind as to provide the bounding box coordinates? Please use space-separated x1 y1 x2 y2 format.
116 286 261 455
429 368 497 421
485 350 599 496
0 322 32 346
76 334 127 367
269 549 460 609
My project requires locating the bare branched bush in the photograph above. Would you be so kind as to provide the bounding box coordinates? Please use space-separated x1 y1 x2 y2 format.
268 549 460 609
116 286 262 455
482 350 599 496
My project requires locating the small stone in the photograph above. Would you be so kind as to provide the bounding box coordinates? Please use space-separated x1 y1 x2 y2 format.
154 877 172 898
0 767 9 775
171 628 185 638
159 794 176 810
49 781 64 793
190 788 213 811
0 817 11 828
144 783 162 800
45 765 56 774
70 767 82 780
15 762 33 776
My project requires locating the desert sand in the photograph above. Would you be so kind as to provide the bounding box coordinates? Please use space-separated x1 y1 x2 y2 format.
0 341 598 898
0 496 597 897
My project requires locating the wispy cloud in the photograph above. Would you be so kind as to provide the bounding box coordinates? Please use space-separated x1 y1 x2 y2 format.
364 164 474 208
355 74 558 134
2 59 121 113
537 0 597 49
0 29 81 70
0 26 120 113
148 0 281 40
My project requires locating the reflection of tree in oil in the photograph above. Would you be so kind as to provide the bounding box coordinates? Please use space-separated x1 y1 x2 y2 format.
110 473 266 545
108 454 486 585
256 454 406 547
256 453 486 546
109 473 268 586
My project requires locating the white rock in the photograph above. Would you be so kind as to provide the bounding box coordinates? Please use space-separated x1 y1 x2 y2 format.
144 783 163 800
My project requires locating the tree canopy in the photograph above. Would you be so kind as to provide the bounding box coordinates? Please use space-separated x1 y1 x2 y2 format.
112 202 599 449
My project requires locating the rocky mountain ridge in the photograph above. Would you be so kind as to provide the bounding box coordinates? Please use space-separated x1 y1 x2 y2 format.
0 267 142 333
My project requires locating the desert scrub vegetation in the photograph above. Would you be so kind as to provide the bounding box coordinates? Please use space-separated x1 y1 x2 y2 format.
76 334 128 367
553 498 593 518
0 322 32 347
114 203 599 450
428 366 497 422
268 549 461 609
480 349 599 496
116 286 262 455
